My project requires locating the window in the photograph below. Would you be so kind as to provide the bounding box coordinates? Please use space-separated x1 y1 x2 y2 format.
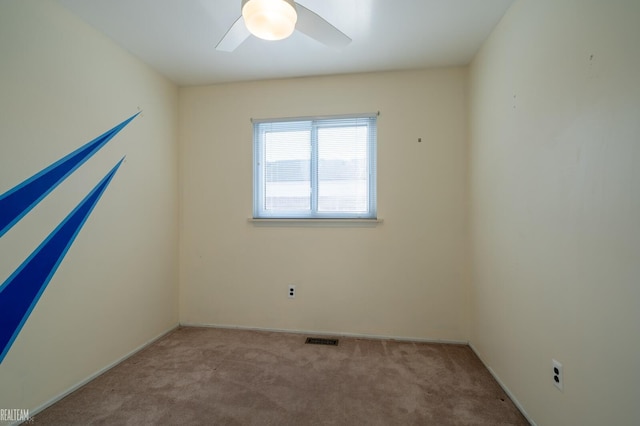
253 114 377 219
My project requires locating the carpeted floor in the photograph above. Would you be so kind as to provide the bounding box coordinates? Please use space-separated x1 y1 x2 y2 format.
33 327 528 425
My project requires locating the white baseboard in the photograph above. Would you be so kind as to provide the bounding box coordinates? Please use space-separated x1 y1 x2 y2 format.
468 342 536 426
179 321 469 345
26 323 180 423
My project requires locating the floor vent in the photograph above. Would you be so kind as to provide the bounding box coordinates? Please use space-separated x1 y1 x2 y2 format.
305 337 339 346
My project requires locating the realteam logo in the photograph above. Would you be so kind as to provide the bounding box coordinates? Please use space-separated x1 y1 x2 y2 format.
0 113 139 364
0 408 31 423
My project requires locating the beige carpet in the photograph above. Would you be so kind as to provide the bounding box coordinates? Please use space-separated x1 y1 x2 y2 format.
34 327 528 425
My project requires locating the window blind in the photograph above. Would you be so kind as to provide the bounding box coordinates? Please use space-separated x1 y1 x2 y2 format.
253 114 377 219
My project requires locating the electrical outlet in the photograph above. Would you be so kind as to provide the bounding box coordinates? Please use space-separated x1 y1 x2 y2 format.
288 285 296 299
552 359 563 391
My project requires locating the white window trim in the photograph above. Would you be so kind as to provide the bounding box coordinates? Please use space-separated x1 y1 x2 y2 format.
252 113 378 220
248 218 383 227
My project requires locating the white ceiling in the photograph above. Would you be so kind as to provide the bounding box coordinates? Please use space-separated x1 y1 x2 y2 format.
55 0 514 86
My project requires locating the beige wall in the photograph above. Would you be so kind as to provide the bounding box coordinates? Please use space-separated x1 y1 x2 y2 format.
179 69 470 342
469 0 640 424
0 0 179 412
6 1 637 423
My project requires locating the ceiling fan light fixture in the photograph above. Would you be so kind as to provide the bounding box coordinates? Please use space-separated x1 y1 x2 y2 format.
242 0 297 41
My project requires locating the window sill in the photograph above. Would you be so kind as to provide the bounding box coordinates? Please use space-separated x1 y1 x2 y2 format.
248 218 383 227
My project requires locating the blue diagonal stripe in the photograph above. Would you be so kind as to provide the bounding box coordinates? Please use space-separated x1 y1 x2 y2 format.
0 159 124 364
0 113 138 238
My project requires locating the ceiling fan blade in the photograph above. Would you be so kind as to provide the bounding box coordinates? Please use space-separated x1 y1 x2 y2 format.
216 16 251 52
295 3 351 49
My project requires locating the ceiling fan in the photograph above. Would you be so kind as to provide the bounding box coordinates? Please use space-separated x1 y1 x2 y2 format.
216 0 351 52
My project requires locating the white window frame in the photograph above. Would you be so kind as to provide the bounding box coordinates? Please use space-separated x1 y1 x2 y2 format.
253 113 377 219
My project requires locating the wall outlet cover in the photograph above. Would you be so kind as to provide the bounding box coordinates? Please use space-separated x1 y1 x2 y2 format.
552 359 563 391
